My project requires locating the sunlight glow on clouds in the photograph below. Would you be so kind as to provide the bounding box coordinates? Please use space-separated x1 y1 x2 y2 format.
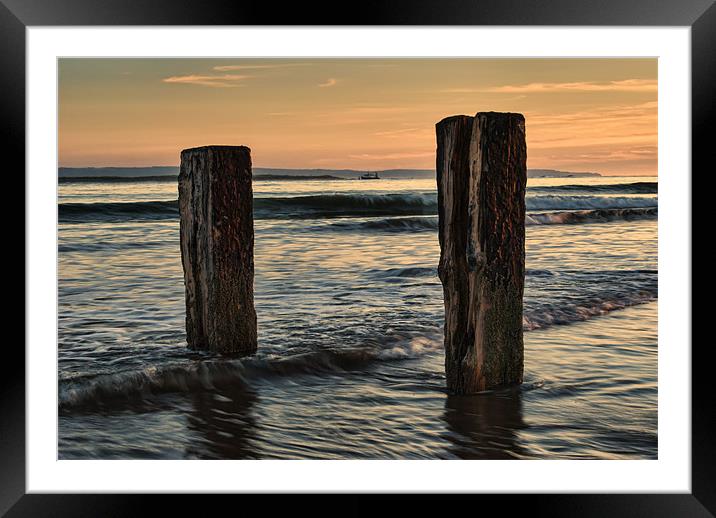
162 73 251 87
212 63 311 71
490 79 657 93
443 79 657 94
59 58 657 175
318 78 338 88
347 151 435 160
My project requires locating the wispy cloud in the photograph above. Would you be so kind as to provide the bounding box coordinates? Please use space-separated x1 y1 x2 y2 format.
532 145 657 174
374 127 432 139
550 146 657 162
212 63 310 72
526 101 657 122
347 105 415 114
524 100 657 174
318 78 338 88
309 105 423 125
163 63 312 87
492 79 657 93
440 88 485 94
524 101 657 149
162 74 251 88
347 151 434 160
374 127 420 136
442 79 657 94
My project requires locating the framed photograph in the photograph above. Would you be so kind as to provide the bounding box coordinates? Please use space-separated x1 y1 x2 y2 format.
6 0 711 514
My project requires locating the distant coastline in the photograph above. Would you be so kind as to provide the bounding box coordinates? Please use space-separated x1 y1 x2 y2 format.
58 166 435 180
59 166 604 181
59 174 347 183
527 169 601 178
254 174 346 181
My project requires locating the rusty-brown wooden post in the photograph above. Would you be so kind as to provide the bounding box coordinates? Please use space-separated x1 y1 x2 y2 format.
178 145 257 354
436 112 527 394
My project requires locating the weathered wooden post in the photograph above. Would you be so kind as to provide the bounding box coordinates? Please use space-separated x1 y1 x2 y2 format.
436 112 527 394
178 145 257 355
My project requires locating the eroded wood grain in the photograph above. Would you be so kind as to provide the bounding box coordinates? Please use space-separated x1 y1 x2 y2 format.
437 112 527 394
178 145 257 355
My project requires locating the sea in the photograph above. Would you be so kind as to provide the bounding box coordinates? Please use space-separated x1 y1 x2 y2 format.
58 174 658 459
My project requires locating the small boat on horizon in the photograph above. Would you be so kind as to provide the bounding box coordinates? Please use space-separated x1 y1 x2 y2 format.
359 172 381 180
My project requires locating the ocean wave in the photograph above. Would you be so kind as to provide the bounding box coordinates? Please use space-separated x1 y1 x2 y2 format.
529 182 657 194
58 239 171 253
57 193 436 223
58 337 440 411
59 175 177 184
59 193 657 223
313 208 656 233
526 207 657 225
523 268 657 329
369 266 438 279
254 193 437 218
368 266 557 279
523 291 657 330
59 200 178 222
526 195 657 211
315 216 439 233
58 283 656 411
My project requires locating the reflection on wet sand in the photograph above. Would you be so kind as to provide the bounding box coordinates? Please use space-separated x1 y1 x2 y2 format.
185 386 260 459
442 388 528 459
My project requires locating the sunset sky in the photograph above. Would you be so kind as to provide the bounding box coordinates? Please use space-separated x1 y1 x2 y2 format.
58 58 657 175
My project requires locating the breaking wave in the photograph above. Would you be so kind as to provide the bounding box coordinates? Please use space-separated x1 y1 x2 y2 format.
526 195 657 211
309 207 658 236
529 182 657 194
258 193 437 218
315 216 439 233
314 208 656 233
58 286 656 412
58 336 441 411
525 207 657 225
58 193 657 223
523 291 657 330
59 200 178 222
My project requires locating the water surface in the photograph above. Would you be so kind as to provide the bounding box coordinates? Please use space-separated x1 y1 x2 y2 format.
58 176 657 459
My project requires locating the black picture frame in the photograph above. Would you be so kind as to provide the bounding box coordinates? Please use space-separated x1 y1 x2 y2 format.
4 0 711 515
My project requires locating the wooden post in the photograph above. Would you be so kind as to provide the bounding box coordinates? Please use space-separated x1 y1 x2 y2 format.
178 145 257 355
436 112 527 394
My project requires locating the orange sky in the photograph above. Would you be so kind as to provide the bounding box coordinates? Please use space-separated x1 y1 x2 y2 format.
58 58 657 175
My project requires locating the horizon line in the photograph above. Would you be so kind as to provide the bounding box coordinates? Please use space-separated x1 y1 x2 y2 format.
56 165 660 176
